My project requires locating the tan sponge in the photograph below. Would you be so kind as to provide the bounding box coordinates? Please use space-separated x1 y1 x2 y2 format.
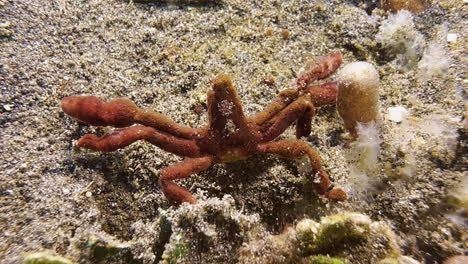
337 62 380 138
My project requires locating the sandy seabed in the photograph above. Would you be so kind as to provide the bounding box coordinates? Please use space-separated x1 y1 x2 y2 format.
0 0 466 263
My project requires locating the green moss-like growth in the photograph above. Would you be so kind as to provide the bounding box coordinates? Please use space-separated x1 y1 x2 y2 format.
444 194 468 211
308 255 347 264
296 218 320 246
161 233 188 264
22 252 76 264
295 213 403 262
298 213 371 254
90 241 141 264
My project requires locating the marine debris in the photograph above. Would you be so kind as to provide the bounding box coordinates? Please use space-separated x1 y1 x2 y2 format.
61 52 347 205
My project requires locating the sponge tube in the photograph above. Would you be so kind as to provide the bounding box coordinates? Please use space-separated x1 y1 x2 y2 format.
337 62 380 138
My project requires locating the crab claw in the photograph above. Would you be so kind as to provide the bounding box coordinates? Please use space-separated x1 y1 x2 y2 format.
325 188 347 201
297 51 343 89
306 82 338 107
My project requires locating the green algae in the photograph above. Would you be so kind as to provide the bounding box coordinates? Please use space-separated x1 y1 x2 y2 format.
161 233 188 264
308 255 347 264
22 252 75 264
297 213 372 254
89 240 141 264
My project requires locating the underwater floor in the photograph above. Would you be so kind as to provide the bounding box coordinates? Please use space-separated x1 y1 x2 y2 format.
0 0 466 263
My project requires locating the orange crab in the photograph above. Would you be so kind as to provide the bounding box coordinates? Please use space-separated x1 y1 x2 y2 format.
61 51 346 205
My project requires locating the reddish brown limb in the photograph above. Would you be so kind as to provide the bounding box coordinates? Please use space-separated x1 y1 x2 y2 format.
61 96 138 127
206 89 227 138
295 104 314 139
257 140 347 201
209 75 261 147
211 75 250 130
197 89 226 154
297 51 343 90
261 95 315 142
251 89 299 126
306 82 338 107
159 156 214 204
134 110 205 139
61 96 204 139
77 126 202 157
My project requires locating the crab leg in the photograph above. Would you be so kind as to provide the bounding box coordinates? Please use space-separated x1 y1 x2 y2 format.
305 81 338 107
208 75 260 147
211 75 250 129
134 110 206 139
257 140 347 201
295 103 315 139
159 156 214 204
251 89 299 126
260 95 316 142
295 82 338 138
296 51 343 90
206 89 227 138
77 126 202 157
61 96 204 139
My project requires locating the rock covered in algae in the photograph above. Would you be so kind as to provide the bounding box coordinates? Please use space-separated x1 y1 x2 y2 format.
87 240 141 264
240 212 411 263
70 232 145 264
308 255 347 264
444 177 468 226
160 195 262 263
295 212 397 255
22 252 76 264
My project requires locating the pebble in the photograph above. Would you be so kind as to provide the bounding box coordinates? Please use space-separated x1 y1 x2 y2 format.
446 33 458 42
387 106 409 123
3 104 14 111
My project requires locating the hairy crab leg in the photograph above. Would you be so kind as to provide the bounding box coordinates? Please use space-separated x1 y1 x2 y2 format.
260 95 315 142
209 75 261 147
206 89 227 137
296 82 338 138
159 156 214 205
250 89 299 126
254 51 342 126
253 81 337 139
211 75 249 129
61 96 204 139
257 140 347 201
295 104 315 139
134 110 206 139
197 89 228 154
77 125 202 157
296 51 343 90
